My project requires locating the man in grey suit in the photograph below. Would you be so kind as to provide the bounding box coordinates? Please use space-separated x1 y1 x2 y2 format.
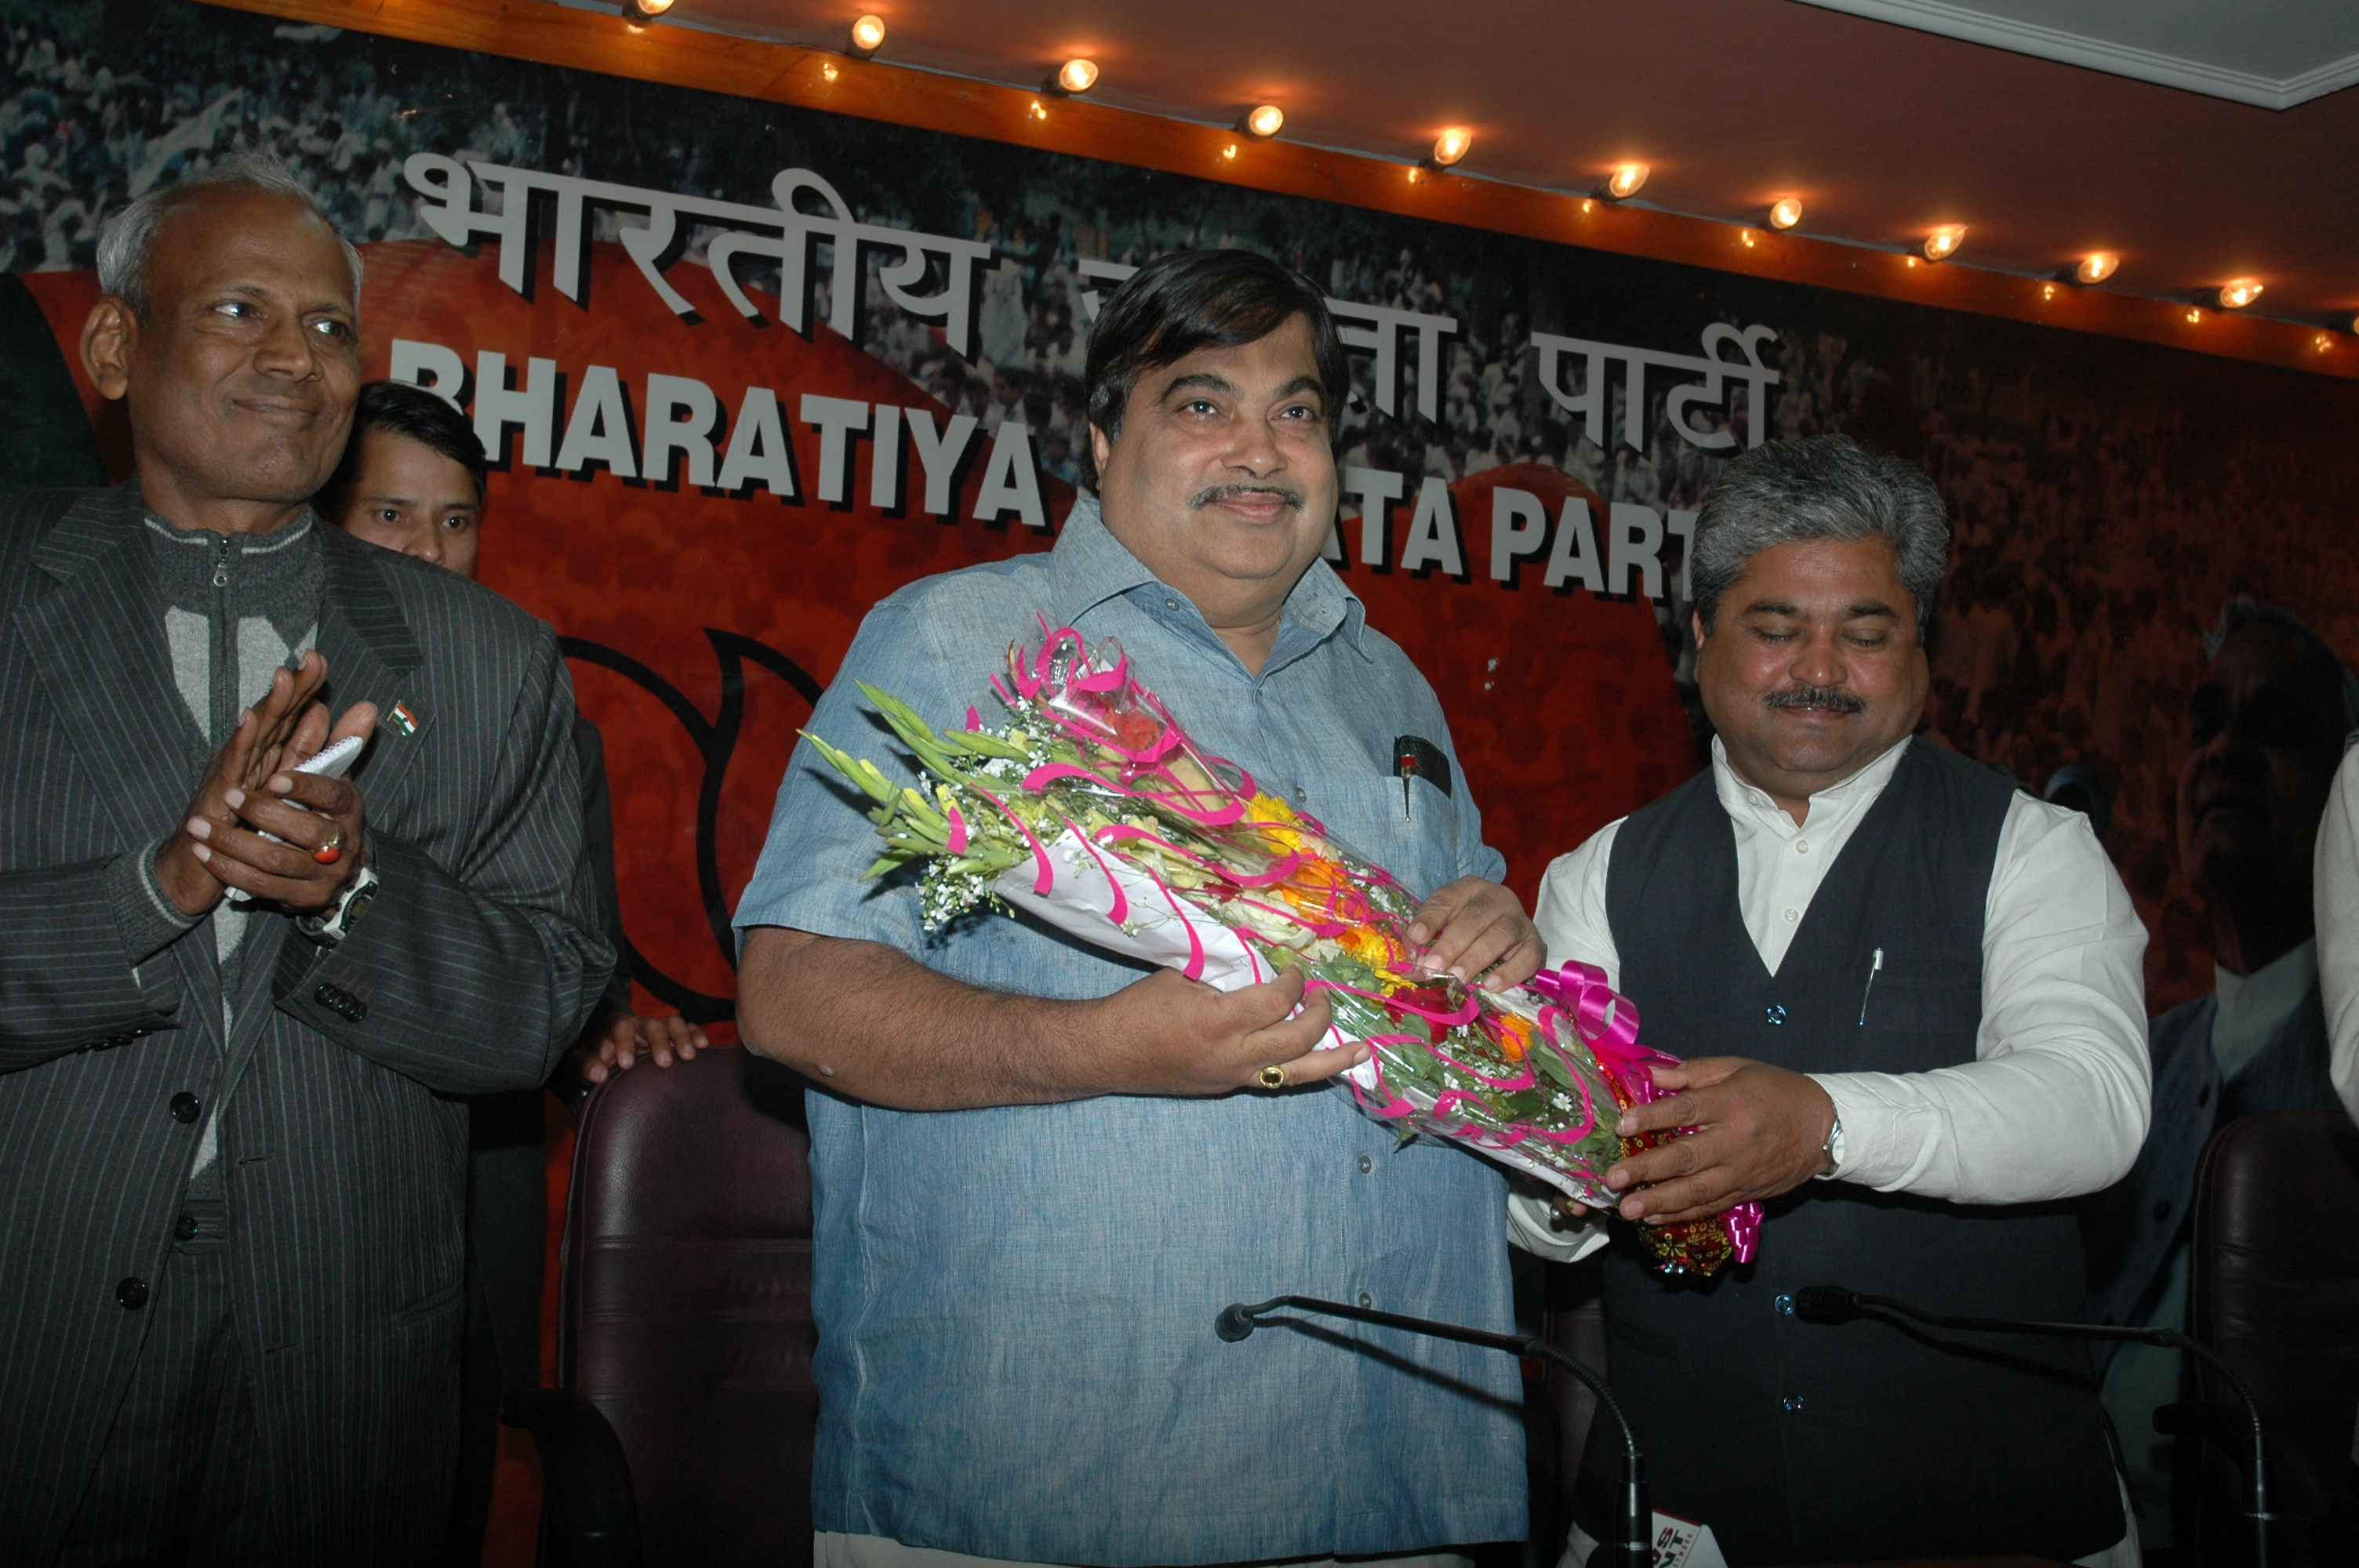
2084 597 2359 1546
0 158 612 1560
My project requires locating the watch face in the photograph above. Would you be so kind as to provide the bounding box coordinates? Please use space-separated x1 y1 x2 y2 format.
343 888 376 926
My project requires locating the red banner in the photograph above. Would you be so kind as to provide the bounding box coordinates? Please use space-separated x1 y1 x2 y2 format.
20 242 1692 1030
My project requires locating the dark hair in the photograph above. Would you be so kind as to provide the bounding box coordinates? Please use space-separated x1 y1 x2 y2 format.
1082 249 1348 488
322 380 489 517
1690 434 1949 644
2203 595 2359 738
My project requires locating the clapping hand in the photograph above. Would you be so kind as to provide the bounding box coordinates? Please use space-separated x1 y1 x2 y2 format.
157 652 376 916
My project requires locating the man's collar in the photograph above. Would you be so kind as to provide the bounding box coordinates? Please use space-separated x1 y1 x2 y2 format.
1045 499 1158 623
31 479 145 583
35 478 325 583
1710 731 1914 822
1047 498 1370 661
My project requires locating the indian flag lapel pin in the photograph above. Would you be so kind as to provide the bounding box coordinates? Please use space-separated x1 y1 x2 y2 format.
387 700 420 737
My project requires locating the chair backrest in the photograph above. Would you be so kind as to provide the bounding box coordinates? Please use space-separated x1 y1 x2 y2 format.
560 1047 817 1568
2187 1109 2359 1562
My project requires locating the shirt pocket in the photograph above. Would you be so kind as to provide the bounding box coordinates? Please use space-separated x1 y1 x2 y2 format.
1854 956 1982 1062
1310 774 1463 904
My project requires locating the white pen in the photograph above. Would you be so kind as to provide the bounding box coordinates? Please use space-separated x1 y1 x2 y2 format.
1857 946 1885 1026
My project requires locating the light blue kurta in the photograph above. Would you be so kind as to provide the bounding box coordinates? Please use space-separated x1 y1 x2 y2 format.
735 502 1525 1563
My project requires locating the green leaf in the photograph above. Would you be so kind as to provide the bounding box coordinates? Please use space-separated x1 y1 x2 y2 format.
860 850 919 879
801 731 897 804
939 728 1031 760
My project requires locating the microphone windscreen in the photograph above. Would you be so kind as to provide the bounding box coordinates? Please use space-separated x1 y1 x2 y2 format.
1792 1286 1861 1324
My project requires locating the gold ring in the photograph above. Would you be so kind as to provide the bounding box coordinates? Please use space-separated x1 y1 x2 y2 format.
1257 1064 1288 1089
313 824 345 866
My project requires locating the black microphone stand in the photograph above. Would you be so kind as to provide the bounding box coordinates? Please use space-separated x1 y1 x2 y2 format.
1793 1285 2274 1566
1217 1295 1653 1568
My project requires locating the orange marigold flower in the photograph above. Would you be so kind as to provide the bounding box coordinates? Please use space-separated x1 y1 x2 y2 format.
1484 1013 1533 1063
1336 924 1408 972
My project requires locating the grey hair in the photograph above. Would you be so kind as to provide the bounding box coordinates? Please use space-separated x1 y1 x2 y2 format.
2203 595 2359 735
1689 434 1950 643
95 150 364 321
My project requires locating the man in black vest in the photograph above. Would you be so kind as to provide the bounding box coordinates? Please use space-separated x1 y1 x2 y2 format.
1534 434 2150 1563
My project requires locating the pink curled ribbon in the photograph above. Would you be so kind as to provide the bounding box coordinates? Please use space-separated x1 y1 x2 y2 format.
1528 963 1762 1265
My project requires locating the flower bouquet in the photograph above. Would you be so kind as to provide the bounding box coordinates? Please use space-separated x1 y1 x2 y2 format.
805 624 1761 1275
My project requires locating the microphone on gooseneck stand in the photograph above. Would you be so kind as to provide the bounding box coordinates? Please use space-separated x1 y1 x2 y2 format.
1217 1294 1656 1568
1793 1285 2277 1566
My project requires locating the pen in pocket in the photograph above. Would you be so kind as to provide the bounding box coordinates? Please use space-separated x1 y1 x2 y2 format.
1857 947 1885 1026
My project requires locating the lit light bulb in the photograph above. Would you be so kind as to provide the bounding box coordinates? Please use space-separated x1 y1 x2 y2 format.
1430 128 1472 166
630 0 677 15
849 13 886 54
1245 104 1285 138
2217 278 2263 310
1606 162 1648 199
2350 314 2359 336
1768 198 1801 230
1922 224 1966 262
2074 252 2118 285
1056 58 1099 94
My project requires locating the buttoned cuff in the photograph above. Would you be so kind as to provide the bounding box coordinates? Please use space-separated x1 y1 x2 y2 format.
1805 1073 1933 1191
1506 1188 1611 1263
107 840 200 970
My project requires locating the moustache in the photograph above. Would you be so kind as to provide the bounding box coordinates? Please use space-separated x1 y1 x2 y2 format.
1765 684 1867 715
1188 483 1304 512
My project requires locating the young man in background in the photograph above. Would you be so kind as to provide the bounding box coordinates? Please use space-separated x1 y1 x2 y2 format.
324 379 706 1563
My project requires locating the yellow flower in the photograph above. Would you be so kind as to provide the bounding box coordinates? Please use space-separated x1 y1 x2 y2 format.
1336 924 1409 974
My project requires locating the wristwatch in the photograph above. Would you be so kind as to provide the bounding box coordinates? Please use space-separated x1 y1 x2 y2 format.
296 862 380 947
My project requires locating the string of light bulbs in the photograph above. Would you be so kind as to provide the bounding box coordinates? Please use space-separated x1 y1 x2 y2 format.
620 8 2324 335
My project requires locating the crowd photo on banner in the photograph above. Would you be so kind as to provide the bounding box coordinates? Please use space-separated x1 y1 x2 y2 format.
0 1 2357 1565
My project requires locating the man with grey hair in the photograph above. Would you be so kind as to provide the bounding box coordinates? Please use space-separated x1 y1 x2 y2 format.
0 157 609 1559
1534 434 2150 1561
2083 596 2357 1546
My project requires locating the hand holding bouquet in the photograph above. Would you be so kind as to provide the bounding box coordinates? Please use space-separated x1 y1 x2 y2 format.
805 625 1761 1275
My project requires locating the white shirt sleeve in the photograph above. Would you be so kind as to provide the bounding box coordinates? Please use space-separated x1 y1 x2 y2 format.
2317 747 2359 1123
1504 826 1627 1259
1530 823 1624 989
1810 795 2153 1203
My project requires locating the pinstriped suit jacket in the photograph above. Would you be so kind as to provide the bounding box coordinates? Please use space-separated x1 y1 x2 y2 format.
0 481 612 1561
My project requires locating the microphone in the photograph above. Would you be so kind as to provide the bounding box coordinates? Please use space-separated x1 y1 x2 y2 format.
1218 1294 1654 1568
1797 1283 2276 1566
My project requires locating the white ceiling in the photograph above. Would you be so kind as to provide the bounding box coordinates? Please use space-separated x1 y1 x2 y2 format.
1791 0 2359 107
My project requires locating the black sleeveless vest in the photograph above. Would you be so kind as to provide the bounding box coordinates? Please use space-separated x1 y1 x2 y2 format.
1577 741 2123 1563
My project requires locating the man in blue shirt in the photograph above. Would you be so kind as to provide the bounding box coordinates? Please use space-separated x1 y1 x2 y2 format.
736 250 1545 1566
